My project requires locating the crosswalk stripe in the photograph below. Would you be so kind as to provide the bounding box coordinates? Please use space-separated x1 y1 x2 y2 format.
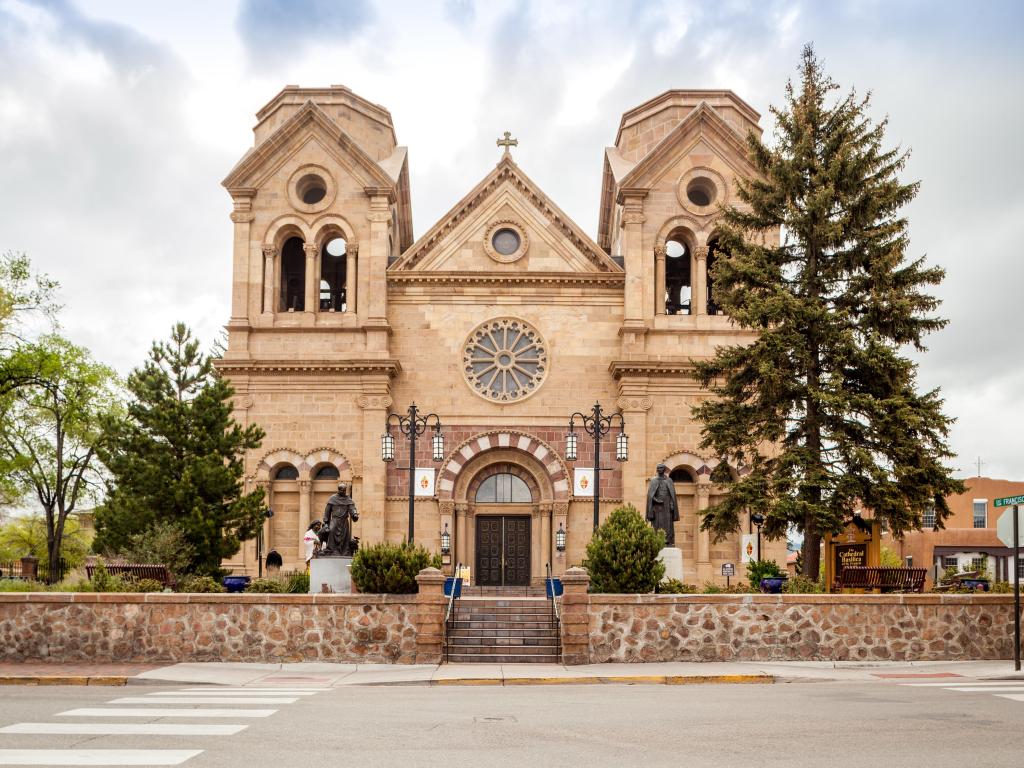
947 687 1024 693
59 708 276 718
996 694 1024 701
178 688 329 692
0 749 202 765
110 697 297 705
0 723 247 736
905 681 1024 687
149 690 319 696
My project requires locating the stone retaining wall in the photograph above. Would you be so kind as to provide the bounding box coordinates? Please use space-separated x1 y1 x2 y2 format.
559 567 1024 664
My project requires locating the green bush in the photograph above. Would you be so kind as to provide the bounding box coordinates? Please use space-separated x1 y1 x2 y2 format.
702 581 724 594
178 575 226 593
244 577 285 593
126 578 165 593
656 578 696 594
583 505 666 593
0 579 47 592
284 570 309 594
783 575 824 594
350 541 442 594
89 561 131 592
991 581 1014 594
745 559 783 585
116 521 195 579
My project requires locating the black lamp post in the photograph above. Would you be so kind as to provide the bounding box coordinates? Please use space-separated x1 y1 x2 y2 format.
256 507 274 578
382 402 443 544
566 401 628 531
750 512 765 561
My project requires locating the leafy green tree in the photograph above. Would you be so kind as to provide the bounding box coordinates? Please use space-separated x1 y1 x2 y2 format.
0 512 92 568
94 323 265 576
0 336 118 581
582 505 665 593
692 45 963 580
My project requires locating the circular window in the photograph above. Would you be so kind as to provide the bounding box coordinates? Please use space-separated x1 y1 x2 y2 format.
463 318 547 402
686 177 716 207
492 228 521 256
297 174 327 205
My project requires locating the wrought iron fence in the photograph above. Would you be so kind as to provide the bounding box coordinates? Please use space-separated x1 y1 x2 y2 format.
0 558 70 584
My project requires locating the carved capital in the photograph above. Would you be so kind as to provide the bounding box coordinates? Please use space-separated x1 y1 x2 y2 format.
653 245 666 259
696 484 711 499
230 211 255 224
616 396 653 412
552 501 569 516
356 394 394 410
366 211 390 223
234 395 254 411
622 212 646 225
694 245 709 260
455 502 469 516
299 480 311 491
303 242 319 259
347 243 359 257
262 244 278 260
439 501 455 517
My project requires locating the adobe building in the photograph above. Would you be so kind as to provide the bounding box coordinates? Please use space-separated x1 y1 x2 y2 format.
216 85 786 585
891 476 1024 585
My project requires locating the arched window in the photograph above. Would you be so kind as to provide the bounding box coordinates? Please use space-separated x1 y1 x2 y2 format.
273 465 299 480
664 239 691 315
707 238 726 316
279 237 305 312
670 466 696 483
475 473 532 503
314 465 340 480
319 237 347 312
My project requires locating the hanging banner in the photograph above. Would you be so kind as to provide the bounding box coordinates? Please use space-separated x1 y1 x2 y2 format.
574 468 595 497
414 468 436 497
741 533 759 563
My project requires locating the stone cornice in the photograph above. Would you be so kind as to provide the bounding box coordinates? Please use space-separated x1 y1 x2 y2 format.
215 358 401 377
387 271 625 288
609 360 699 379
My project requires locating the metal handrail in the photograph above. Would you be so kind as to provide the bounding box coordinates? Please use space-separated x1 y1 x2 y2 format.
546 562 560 622
443 563 462 663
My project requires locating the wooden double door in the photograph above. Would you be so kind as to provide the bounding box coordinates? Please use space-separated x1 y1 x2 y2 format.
475 515 531 587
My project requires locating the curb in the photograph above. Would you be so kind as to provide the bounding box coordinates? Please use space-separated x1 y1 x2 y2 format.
0 676 128 686
375 673 776 687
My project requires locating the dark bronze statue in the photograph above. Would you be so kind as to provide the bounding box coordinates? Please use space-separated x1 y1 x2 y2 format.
317 482 359 557
646 463 679 547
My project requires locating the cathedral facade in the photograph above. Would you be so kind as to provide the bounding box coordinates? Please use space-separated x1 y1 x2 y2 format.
218 85 785 584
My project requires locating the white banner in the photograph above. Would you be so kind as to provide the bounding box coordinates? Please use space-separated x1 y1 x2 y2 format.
741 533 759 563
414 468 436 497
573 468 595 497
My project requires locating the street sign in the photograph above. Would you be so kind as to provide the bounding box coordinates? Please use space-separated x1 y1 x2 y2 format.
995 495 1024 508
721 563 735 577
995 506 1024 548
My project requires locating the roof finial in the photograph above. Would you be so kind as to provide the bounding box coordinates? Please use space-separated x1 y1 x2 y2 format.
497 130 518 156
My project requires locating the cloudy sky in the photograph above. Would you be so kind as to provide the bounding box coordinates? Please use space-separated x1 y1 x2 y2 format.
1 0 1022 480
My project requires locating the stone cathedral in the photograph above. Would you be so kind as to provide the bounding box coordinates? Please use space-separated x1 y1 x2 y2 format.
218 85 786 584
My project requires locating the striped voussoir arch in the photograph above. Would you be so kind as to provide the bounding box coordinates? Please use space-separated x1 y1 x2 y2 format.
437 431 570 500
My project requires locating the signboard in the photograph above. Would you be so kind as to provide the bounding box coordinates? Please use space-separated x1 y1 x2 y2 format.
721 563 736 577
573 468 595 497
995 495 1024 508
834 543 867 579
996 506 1024 548
741 534 758 563
413 468 435 497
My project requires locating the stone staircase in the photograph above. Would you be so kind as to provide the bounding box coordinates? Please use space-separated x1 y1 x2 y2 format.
445 597 561 664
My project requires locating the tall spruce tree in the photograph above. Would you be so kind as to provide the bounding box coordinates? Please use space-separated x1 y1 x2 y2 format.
693 45 963 578
94 323 266 575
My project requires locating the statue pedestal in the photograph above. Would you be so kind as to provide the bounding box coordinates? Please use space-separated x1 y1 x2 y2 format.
658 547 684 583
310 556 352 594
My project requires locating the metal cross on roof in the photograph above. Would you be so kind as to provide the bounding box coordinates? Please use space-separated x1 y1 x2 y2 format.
497 131 518 155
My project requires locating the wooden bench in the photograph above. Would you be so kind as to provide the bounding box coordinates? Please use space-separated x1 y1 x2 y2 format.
86 562 175 588
835 566 927 593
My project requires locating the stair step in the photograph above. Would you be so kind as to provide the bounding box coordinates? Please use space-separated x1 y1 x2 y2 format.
447 629 558 639
449 638 559 648
446 654 560 664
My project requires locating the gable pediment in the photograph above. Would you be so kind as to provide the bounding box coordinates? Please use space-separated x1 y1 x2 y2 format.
390 156 620 275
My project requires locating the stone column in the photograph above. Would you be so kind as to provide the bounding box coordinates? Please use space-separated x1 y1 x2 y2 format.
364 189 393 352
303 242 318 314
696 482 712 582
414 567 447 664
358 391 392 545
617 393 652 513
539 503 552 576
261 245 277 316
694 245 709 316
455 502 469 572
559 566 591 665
228 195 254 324
298 480 312 558
620 190 648 354
345 243 358 314
654 245 666 316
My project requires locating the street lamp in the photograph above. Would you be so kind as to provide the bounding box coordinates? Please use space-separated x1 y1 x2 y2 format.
750 512 765 561
382 402 443 544
555 523 567 553
440 523 451 555
567 401 628 531
256 507 274 578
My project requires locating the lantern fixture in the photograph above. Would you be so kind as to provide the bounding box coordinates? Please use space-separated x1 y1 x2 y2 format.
616 431 628 462
432 428 445 462
565 430 578 462
381 431 396 462
555 523 567 553
440 522 451 555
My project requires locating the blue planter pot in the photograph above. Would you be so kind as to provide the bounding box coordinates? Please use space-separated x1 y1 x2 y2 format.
223 575 251 593
960 578 990 592
760 576 787 594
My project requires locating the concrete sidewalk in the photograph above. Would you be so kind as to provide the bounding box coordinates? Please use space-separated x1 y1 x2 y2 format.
3 659 1023 687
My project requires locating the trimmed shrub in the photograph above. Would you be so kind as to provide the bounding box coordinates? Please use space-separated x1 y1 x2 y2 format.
284 570 310 594
178 575 226 593
126 577 165 593
244 577 285 593
350 541 442 594
583 505 666 593
656 578 696 594
783 575 824 594
745 559 783 585
702 581 725 594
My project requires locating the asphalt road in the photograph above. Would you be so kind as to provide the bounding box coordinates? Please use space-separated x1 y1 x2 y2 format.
0 679 1021 767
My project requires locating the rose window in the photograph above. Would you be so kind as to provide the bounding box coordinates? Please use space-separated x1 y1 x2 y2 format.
463 318 547 402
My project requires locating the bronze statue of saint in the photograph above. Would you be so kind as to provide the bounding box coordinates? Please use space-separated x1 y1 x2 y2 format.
646 463 679 547
318 482 359 556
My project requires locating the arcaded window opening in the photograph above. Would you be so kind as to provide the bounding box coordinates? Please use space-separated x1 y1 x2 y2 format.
320 237 347 312
707 237 726 316
664 239 692 315
279 237 305 312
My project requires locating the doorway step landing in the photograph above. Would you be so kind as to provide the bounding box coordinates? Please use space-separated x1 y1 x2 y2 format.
445 598 560 664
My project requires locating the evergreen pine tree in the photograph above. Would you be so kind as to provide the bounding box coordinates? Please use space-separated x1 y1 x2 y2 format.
693 45 963 579
94 323 265 575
